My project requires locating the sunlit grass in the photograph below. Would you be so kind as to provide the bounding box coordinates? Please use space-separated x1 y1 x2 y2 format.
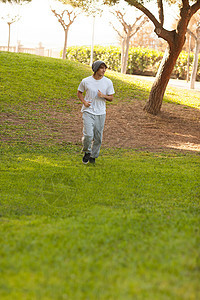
164 86 200 108
0 146 200 299
107 70 200 109
0 52 199 110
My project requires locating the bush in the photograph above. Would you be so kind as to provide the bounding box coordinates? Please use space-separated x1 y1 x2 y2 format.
174 51 200 80
66 46 200 80
127 47 163 75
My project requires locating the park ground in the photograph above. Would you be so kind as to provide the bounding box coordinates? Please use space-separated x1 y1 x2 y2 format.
0 52 200 300
1 74 200 153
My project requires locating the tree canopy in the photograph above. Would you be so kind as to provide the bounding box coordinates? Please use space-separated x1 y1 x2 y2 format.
60 0 104 15
0 0 32 3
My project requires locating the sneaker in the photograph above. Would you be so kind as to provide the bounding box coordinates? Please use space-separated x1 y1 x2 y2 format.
82 152 90 164
89 157 95 164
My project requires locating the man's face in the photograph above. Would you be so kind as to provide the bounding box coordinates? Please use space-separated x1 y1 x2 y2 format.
96 64 107 77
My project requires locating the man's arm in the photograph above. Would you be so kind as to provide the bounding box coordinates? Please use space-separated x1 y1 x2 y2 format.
77 91 91 107
97 90 113 102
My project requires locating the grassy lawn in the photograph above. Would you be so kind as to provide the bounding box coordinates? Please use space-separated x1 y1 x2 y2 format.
0 52 200 299
0 146 200 299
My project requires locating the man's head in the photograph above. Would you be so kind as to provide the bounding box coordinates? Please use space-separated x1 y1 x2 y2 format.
92 60 107 73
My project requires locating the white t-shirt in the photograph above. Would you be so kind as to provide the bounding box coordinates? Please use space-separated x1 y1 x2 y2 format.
78 75 115 115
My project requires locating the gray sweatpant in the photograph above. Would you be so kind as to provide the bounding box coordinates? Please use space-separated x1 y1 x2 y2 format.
82 112 106 158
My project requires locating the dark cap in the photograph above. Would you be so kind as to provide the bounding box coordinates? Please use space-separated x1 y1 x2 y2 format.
92 60 107 73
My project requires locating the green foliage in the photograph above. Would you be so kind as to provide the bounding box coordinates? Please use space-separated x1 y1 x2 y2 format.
66 45 163 75
174 50 200 80
66 45 200 80
0 0 32 3
127 47 162 75
61 0 104 15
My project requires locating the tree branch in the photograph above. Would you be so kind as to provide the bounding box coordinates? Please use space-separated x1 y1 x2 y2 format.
116 11 129 34
187 28 197 41
190 0 200 17
125 0 175 46
182 0 189 6
125 0 161 28
130 17 148 38
109 21 124 38
157 0 164 26
51 8 78 31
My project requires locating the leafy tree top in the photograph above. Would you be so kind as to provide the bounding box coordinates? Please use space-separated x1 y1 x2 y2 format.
0 0 32 3
60 0 104 15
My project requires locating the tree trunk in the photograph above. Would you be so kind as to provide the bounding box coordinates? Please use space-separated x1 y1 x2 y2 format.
121 39 125 73
144 42 185 115
62 29 68 60
186 34 191 82
122 36 130 74
8 23 11 52
190 26 200 89
190 40 200 89
90 16 95 66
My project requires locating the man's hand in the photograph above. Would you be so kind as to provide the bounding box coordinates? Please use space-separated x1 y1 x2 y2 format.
77 91 92 107
83 100 92 107
98 90 104 98
98 90 113 102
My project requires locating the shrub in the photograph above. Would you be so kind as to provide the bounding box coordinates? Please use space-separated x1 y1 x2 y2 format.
174 51 200 80
66 46 200 80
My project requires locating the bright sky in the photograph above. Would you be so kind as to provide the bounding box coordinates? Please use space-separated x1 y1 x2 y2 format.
0 0 119 49
0 0 175 51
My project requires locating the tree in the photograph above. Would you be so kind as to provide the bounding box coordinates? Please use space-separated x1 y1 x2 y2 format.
188 22 200 89
130 22 167 51
110 8 148 73
60 0 104 64
1 0 31 51
51 5 79 60
1 14 20 51
106 0 200 115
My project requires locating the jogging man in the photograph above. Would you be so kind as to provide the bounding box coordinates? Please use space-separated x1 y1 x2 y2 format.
77 60 115 164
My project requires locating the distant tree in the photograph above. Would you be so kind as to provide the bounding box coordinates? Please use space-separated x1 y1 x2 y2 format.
51 5 79 60
1 0 31 51
187 22 200 89
110 9 148 73
60 0 104 64
130 22 167 51
1 14 20 51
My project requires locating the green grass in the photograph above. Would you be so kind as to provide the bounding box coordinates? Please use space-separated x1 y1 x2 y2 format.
109 71 200 108
0 52 200 299
0 146 200 299
1 52 199 109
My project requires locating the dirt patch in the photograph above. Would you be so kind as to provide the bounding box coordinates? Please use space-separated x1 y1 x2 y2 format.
1 99 200 153
104 100 200 153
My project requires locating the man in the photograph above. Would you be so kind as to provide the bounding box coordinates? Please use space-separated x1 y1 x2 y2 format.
77 60 115 164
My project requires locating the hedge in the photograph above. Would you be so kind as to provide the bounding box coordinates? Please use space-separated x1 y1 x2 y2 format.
66 46 200 80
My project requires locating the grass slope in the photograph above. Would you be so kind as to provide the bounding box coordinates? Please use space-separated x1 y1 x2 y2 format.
0 52 200 299
0 51 200 108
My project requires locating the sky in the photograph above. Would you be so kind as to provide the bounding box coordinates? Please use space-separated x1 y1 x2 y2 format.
0 0 119 50
0 0 175 51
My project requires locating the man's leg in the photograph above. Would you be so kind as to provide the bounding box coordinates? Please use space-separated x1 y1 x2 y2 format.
82 112 95 154
91 114 106 159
